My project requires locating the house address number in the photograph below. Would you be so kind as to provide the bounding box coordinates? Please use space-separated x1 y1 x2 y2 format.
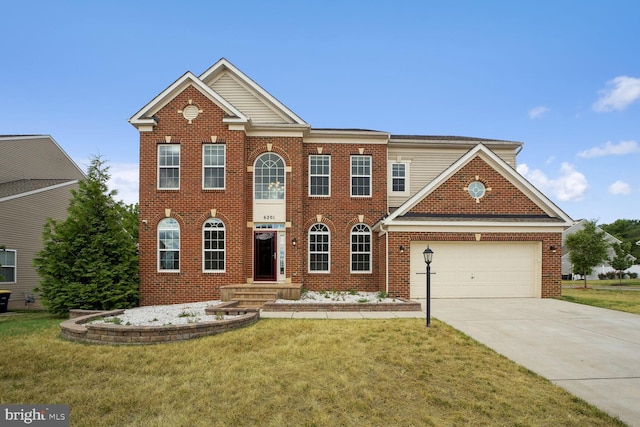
263 215 275 220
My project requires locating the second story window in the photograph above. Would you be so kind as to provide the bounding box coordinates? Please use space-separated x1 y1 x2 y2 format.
391 163 406 192
254 153 285 200
351 155 371 197
203 145 225 189
158 144 180 189
309 155 330 196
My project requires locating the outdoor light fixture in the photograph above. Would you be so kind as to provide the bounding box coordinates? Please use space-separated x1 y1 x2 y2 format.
399 245 405 254
550 245 557 253
291 237 297 247
423 245 434 327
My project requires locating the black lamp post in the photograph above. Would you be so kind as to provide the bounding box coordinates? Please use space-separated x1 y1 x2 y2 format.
423 245 434 327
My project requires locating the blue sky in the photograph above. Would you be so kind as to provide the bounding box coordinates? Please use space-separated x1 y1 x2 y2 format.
2 1 639 224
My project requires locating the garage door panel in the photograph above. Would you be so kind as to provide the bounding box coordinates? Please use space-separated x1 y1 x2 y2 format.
410 242 540 299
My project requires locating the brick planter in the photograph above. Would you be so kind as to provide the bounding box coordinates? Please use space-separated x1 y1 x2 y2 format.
60 307 259 345
262 298 421 312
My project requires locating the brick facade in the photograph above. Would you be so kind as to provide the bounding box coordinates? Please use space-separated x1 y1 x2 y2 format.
132 59 570 305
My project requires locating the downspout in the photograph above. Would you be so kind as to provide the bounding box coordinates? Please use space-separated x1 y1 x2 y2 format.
379 222 389 295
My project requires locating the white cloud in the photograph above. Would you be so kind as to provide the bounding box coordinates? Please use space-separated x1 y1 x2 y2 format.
608 180 632 196
528 106 550 119
517 162 588 202
578 140 639 158
593 76 640 112
107 162 139 205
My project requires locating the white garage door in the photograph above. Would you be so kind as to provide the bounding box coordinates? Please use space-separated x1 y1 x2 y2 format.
410 241 540 298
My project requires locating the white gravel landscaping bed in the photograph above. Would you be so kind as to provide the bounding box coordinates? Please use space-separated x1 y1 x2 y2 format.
274 291 398 304
90 300 229 326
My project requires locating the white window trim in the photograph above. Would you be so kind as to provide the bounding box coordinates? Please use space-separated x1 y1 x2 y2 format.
350 224 372 274
203 218 226 273
202 144 226 190
158 218 180 272
158 144 180 190
388 161 410 196
308 223 330 273
350 155 372 198
308 155 331 197
254 153 286 200
0 249 16 283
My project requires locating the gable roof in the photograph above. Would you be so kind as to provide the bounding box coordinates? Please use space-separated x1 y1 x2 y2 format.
129 71 248 130
381 144 573 228
199 58 307 125
130 58 308 131
0 135 85 183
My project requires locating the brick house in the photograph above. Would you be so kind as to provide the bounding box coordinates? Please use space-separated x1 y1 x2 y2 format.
129 58 572 306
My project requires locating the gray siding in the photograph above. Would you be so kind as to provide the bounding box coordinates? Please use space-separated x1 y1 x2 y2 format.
0 136 85 183
0 183 78 309
208 73 292 124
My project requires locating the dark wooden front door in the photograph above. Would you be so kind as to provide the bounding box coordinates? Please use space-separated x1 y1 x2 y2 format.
254 232 276 281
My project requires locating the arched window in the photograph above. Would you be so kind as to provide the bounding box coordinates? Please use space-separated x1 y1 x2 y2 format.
158 218 179 271
309 223 330 272
254 153 285 200
350 223 371 273
203 218 225 272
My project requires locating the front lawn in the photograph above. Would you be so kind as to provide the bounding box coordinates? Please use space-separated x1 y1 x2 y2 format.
562 283 640 315
0 312 623 426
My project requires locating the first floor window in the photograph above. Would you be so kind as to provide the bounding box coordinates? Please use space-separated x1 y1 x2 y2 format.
309 223 330 272
203 218 225 271
350 224 371 273
158 218 180 271
0 249 16 282
158 144 180 189
351 155 371 197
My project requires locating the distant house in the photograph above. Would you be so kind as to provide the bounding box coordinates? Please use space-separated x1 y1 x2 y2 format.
129 58 572 306
0 135 85 309
562 219 638 280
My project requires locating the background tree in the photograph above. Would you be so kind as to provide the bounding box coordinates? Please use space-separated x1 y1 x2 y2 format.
601 219 640 262
33 156 139 315
610 242 634 284
565 220 610 288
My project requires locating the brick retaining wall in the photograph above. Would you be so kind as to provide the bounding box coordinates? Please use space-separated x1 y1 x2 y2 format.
262 298 421 312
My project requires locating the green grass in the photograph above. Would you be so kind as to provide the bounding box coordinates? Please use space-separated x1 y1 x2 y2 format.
562 281 640 315
0 312 624 426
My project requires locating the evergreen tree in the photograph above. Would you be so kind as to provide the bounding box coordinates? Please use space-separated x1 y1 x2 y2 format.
33 156 139 314
565 220 610 288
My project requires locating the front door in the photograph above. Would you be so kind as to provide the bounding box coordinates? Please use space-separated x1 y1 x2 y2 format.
254 231 276 281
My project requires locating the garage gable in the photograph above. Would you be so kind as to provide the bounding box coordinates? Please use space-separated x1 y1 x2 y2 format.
384 144 572 224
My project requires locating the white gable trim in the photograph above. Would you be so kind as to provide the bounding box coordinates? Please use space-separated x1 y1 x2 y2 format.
129 71 247 130
0 180 79 203
383 144 573 226
199 58 307 126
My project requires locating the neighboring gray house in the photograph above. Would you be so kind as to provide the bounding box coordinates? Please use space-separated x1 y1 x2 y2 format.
0 135 85 309
562 219 638 280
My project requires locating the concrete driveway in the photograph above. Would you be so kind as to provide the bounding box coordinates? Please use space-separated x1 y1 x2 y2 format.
432 298 640 426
